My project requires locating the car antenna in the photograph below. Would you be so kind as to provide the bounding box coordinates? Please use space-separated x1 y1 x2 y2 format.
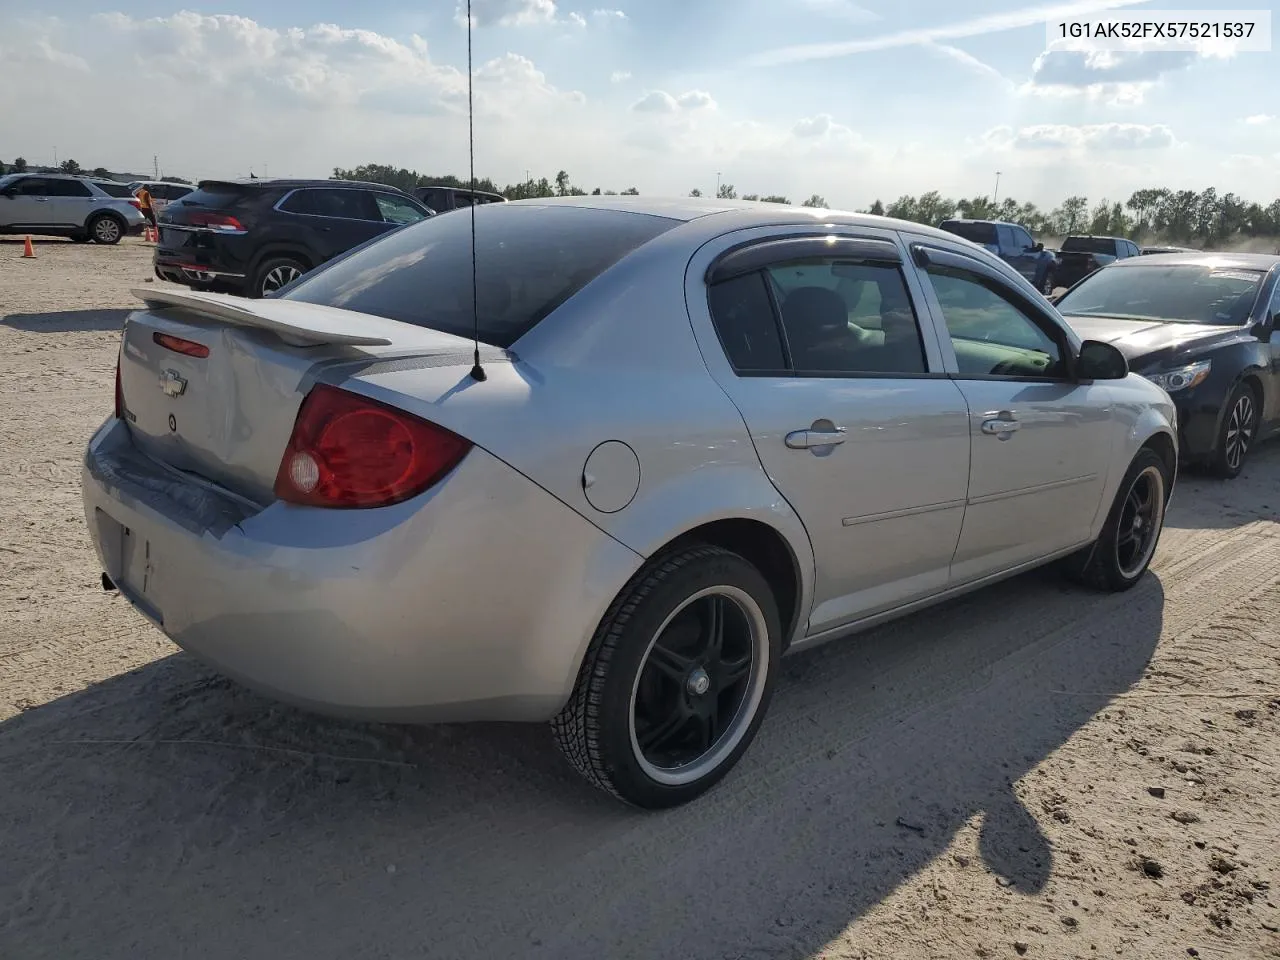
466 0 487 383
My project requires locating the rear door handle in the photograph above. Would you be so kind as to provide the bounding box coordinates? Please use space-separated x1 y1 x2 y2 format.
785 427 846 449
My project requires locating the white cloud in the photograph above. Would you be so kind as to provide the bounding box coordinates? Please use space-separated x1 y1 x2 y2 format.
631 89 716 113
462 0 558 27
795 0 879 23
921 41 1009 84
749 0 1151 66
591 9 627 20
986 122 1176 152
1244 114 1274 126
610 70 631 83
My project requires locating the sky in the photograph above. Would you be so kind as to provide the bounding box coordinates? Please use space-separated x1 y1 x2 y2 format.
0 0 1277 210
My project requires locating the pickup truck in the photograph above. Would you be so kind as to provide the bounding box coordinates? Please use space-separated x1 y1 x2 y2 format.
937 218 1058 294
1054 235 1142 287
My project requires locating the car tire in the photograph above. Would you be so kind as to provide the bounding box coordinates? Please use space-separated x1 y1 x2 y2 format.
552 543 782 809
1062 447 1170 592
251 256 307 298
88 213 124 245
1209 381 1259 480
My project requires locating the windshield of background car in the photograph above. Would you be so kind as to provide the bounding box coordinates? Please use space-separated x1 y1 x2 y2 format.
282 204 680 347
1061 237 1117 254
939 221 996 244
1055 264 1265 325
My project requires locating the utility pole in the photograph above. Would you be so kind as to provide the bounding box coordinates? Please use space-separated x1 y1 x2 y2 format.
53 146 57 168
715 172 721 197
153 155 159 180
993 171 1002 205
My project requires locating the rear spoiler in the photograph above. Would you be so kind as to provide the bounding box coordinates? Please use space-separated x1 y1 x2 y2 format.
131 288 394 347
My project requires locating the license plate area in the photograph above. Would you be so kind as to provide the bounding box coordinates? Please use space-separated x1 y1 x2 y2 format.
96 508 164 625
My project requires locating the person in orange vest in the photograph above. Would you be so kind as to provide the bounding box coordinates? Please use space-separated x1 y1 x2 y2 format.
136 185 157 232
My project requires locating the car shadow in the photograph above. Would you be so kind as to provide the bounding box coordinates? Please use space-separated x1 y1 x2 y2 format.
2 309 130 333
0 569 1163 960
1165 442 1280 531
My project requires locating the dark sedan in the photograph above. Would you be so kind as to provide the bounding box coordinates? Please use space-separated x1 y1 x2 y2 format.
1052 253 1280 478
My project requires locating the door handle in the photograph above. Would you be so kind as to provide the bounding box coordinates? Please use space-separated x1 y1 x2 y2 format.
981 413 1021 438
785 427 846 449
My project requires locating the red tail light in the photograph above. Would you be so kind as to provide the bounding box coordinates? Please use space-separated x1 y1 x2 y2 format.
153 332 210 358
273 385 471 508
187 211 246 233
128 199 142 210
114 353 124 419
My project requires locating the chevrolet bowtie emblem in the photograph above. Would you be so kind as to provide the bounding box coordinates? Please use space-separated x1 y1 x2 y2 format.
159 369 187 398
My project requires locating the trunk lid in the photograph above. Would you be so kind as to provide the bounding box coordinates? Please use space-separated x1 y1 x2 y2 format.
117 289 479 503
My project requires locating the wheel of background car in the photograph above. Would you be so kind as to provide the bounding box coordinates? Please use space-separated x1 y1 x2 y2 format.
88 214 122 245
551 543 781 809
1061 447 1170 592
252 257 307 299
1211 381 1259 480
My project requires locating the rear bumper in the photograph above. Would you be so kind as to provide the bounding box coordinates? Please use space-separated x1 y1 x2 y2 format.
82 417 642 722
153 231 250 290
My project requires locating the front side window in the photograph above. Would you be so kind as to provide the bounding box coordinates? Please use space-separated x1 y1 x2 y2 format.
996 225 1016 250
9 178 50 197
374 193 427 225
926 265 1066 379
940 220 997 246
1012 227 1035 250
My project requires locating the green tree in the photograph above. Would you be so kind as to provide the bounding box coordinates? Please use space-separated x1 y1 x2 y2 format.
12 157 28 172
801 193 827 208
620 186 640 195
689 188 702 197
716 183 737 199
760 195 790 204
91 167 110 178
867 199 885 216
555 170 570 196
59 158 82 175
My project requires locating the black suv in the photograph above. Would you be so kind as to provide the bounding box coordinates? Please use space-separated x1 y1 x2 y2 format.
413 185 506 213
154 178 433 298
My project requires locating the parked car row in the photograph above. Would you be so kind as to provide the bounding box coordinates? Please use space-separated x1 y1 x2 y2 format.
90 196 1189 808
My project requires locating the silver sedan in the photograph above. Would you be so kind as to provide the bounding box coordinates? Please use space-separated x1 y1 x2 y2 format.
82 197 1178 808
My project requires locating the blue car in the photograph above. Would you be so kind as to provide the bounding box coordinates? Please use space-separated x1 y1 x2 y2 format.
939 218 1058 295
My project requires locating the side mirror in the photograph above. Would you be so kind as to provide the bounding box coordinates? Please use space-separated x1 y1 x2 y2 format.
1076 339 1128 381
1032 241 1044 252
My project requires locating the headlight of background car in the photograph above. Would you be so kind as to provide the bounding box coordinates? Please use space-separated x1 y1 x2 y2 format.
1145 360 1211 393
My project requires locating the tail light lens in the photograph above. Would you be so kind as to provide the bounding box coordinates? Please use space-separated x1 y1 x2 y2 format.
128 199 142 210
187 211 246 233
114 353 124 419
273 385 471 508
153 332 210 358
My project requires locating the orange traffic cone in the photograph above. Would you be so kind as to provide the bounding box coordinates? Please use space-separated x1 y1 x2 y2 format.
22 235 35 258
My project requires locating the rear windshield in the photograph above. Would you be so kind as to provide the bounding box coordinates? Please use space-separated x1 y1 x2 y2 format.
1056 264 1265 325
282 204 680 347
179 183 256 209
94 181 134 198
1062 237 1118 254
939 221 996 244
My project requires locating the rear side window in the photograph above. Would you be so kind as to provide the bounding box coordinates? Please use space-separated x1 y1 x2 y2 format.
708 273 786 371
283 204 679 347
95 181 134 198
44 179 93 198
939 221 997 245
306 189 380 221
165 184 193 200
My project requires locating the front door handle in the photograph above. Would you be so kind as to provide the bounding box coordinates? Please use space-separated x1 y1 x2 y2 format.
981 412 1021 439
785 427 846 449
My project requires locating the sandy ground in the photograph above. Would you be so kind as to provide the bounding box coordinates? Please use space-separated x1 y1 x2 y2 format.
1 236 1278 960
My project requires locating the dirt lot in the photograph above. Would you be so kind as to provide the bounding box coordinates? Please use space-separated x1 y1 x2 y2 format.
1 237 1278 960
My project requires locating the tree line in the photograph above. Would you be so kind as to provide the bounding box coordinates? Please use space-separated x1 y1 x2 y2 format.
0 157 190 184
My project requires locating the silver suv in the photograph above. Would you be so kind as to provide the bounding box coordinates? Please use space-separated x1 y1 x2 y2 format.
0 173 147 244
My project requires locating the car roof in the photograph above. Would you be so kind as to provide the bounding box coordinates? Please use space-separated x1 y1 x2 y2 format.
1109 251 1280 270
503 194 974 241
197 177 412 193
938 218 1022 228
